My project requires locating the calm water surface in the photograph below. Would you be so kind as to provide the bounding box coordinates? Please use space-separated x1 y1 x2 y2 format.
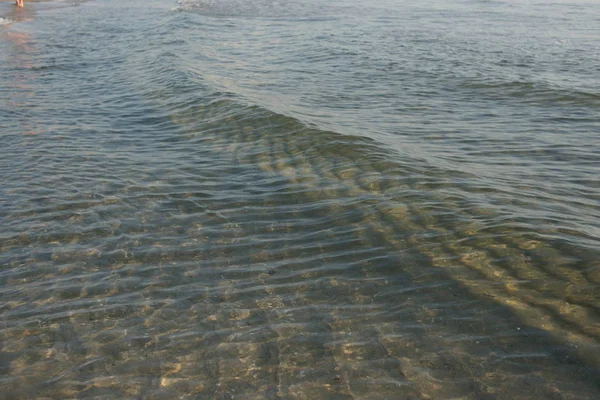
1 0 599 398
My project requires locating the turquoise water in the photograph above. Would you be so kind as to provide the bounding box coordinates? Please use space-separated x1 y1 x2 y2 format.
1 0 599 398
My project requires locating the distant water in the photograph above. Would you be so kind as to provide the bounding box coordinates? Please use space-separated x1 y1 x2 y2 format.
1 0 599 398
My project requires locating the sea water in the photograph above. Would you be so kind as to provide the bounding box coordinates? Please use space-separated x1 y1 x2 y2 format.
1 0 599 398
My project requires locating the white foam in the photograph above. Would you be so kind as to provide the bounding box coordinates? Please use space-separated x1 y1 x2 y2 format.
172 0 319 18
173 0 218 12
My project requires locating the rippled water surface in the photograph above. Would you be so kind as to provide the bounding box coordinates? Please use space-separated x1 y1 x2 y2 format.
1 0 599 398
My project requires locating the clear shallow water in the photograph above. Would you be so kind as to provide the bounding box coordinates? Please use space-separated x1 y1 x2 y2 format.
1 0 599 398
